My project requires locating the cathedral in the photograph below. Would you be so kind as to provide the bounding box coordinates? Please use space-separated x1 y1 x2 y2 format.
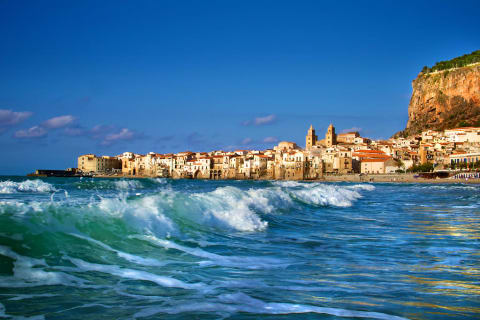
305 124 337 150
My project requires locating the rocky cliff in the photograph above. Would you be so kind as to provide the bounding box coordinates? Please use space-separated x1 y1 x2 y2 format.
400 63 480 137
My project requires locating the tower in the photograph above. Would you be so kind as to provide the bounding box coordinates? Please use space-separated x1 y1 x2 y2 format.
325 124 337 147
305 125 317 150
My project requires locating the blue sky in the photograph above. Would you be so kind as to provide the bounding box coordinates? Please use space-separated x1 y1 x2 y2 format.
1 0 479 174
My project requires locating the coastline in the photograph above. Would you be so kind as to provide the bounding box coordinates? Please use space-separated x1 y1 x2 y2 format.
322 174 480 184
71 173 480 184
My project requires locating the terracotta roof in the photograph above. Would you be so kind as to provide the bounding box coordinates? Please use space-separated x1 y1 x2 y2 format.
353 150 385 154
362 158 391 163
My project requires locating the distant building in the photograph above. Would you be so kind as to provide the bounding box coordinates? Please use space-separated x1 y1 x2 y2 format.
305 124 337 149
325 124 337 147
78 154 121 173
361 158 398 174
449 152 480 166
337 131 359 144
305 125 317 150
275 141 300 152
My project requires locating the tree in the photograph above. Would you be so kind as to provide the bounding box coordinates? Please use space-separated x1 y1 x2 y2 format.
407 163 434 173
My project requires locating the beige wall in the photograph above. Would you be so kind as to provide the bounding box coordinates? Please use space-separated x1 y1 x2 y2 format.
78 154 121 173
361 161 385 174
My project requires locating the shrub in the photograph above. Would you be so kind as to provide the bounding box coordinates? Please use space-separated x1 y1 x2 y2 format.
422 50 480 73
407 163 434 173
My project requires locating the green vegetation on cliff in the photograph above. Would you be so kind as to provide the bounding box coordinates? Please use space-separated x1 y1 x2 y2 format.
421 50 480 73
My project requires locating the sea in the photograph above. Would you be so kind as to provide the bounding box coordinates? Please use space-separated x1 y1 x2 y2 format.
0 176 479 320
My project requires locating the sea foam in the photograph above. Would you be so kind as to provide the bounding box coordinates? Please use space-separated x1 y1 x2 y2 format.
135 235 289 269
0 180 375 235
273 181 374 207
0 245 87 289
91 182 374 233
67 257 205 290
0 180 56 194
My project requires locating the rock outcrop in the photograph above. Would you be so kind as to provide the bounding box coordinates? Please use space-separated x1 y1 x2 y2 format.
400 63 480 137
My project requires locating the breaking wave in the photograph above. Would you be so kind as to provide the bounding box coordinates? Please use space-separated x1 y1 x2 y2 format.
0 181 374 233
272 181 375 207
0 180 56 194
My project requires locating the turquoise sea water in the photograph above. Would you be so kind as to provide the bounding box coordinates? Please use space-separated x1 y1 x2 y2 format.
0 176 479 319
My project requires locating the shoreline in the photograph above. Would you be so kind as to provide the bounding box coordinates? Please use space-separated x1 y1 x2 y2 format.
25 173 480 184
321 174 480 184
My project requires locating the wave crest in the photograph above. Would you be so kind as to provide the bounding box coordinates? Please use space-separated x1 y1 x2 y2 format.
0 180 374 234
273 181 374 207
0 180 56 194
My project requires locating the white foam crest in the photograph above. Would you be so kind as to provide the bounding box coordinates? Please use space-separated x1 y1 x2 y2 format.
290 184 365 207
149 178 167 184
135 292 409 319
0 245 87 289
113 179 143 190
271 181 374 207
97 194 175 237
67 257 204 290
191 186 270 231
135 235 288 269
271 180 306 188
0 180 56 194
347 184 376 191
68 233 166 267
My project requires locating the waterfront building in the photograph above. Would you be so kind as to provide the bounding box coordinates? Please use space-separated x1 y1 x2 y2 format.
78 154 121 173
449 152 480 166
75 125 480 179
361 158 398 174
444 127 480 143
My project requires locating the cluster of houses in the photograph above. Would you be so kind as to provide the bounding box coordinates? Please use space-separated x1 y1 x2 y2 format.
77 125 480 179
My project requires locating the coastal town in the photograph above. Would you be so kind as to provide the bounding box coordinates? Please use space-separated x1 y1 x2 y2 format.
64 124 480 181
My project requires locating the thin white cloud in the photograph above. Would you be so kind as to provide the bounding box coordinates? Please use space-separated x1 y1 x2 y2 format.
12 114 75 139
0 109 33 132
243 114 277 126
42 115 75 129
61 124 143 146
341 127 362 134
101 128 136 145
263 136 278 143
241 137 253 145
14 126 47 139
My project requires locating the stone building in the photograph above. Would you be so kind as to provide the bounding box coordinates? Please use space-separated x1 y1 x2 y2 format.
337 131 359 144
305 125 317 150
305 124 337 149
78 154 121 173
325 124 337 147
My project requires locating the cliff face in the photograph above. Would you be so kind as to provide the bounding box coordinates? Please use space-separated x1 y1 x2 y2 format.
402 63 480 136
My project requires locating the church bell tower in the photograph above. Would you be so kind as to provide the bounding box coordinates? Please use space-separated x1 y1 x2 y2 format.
306 125 317 150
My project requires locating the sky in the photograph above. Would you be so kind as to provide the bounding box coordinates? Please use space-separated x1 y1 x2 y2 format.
0 0 479 174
